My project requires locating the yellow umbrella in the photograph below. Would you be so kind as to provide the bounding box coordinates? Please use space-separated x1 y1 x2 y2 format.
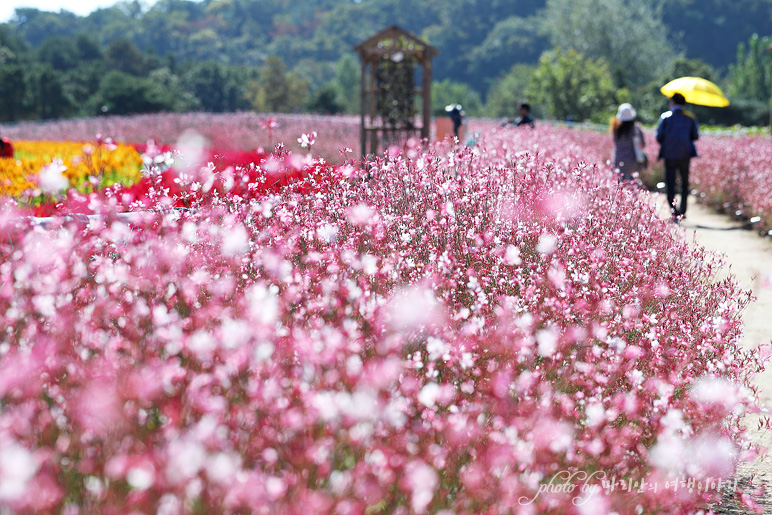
660 76 730 107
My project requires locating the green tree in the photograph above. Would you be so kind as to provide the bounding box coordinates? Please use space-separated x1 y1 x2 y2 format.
422 0 543 91
541 0 676 89
225 65 260 111
662 57 719 85
92 70 172 115
701 36 772 126
333 53 360 114
486 64 535 118
36 36 79 71
9 8 79 47
659 0 772 71
29 64 75 119
431 79 483 117
63 61 110 116
728 34 772 102
79 6 141 48
73 34 103 62
466 16 547 86
305 83 344 114
248 56 309 113
11 0 772 126
0 64 30 121
186 28 225 62
148 67 199 112
105 38 149 76
0 26 29 60
181 61 252 112
292 58 336 90
528 48 617 122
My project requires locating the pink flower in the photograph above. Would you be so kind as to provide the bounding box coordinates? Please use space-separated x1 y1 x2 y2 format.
260 116 279 130
403 460 437 514
73 378 124 438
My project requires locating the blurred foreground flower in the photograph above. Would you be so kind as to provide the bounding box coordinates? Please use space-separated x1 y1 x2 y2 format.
37 158 69 194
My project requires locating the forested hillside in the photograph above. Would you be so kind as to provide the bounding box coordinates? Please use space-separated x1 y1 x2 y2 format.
1 0 771 124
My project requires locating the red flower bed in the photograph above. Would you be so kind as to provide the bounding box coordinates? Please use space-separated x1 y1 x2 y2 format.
29 144 342 217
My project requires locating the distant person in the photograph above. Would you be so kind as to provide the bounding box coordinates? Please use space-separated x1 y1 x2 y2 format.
446 103 465 137
656 92 699 219
0 134 13 159
611 103 646 182
513 102 535 128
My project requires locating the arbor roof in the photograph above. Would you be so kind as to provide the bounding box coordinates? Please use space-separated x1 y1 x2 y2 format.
354 25 438 62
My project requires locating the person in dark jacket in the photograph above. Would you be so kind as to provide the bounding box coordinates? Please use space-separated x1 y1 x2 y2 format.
656 93 698 219
513 102 535 128
446 104 464 138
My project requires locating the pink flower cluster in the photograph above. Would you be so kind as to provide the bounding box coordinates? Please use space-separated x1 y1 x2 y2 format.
685 134 772 230
0 124 764 514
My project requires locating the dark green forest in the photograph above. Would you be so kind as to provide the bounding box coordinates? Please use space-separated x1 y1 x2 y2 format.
1 0 771 125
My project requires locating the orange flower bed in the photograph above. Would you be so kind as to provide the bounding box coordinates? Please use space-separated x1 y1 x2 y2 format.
0 140 144 198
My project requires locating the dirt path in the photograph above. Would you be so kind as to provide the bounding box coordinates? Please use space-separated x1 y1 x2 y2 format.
652 193 772 511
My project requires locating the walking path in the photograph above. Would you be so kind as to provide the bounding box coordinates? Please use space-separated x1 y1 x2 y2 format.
653 193 772 512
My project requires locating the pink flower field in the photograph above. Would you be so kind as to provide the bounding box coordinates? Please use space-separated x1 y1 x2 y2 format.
633 128 772 232
1 112 361 164
688 134 772 232
0 117 768 514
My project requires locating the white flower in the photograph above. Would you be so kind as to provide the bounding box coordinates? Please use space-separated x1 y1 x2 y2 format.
0 440 39 501
222 224 249 256
418 382 441 407
38 159 69 194
166 439 206 485
255 342 275 361
317 223 339 243
297 131 317 148
220 318 251 349
246 283 279 325
127 464 155 491
386 286 443 331
536 328 558 357
188 330 217 359
691 377 739 408
584 402 605 427
405 460 438 514
504 245 522 265
206 452 240 484
536 233 557 255
347 203 375 225
426 337 447 361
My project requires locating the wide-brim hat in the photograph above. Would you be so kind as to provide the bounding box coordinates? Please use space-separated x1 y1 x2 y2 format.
616 103 636 122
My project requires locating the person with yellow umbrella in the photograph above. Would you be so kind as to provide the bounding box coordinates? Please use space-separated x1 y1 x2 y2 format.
656 77 729 220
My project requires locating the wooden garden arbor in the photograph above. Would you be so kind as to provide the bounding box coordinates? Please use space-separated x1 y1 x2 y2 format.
354 25 438 156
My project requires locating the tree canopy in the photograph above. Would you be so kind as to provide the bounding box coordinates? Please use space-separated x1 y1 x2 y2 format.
528 49 618 123
1 0 772 124
541 0 675 89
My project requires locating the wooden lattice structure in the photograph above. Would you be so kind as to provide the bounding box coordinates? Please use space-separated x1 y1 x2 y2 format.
354 26 438 156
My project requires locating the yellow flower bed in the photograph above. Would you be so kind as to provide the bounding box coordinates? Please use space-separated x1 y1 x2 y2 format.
0 140 144 198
